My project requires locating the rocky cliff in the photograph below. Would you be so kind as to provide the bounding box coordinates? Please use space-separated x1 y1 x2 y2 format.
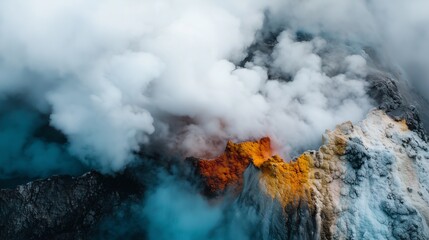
0 171 141 240
194 110 429 239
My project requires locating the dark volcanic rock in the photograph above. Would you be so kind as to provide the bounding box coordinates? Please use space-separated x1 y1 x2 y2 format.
0 171 141 240
367 71 428 140
283 200 317 240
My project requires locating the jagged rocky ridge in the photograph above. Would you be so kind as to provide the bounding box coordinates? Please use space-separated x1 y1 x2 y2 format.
194 110 429 239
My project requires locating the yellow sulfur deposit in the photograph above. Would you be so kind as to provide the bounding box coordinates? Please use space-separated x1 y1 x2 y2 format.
259 153 313 207
196 137 313 207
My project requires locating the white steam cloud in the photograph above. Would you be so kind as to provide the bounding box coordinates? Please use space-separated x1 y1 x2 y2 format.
0 0 427 173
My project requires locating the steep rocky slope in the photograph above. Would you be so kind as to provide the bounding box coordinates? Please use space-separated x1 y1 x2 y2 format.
195 110 429 239
0 171 141 240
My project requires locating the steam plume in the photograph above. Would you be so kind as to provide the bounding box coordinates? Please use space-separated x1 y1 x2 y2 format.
0 0 427 174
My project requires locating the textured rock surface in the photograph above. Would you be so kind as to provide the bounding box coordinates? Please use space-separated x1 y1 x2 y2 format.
367 71 428 139
308 110 429 239
0 171 141 240
194 110 429 239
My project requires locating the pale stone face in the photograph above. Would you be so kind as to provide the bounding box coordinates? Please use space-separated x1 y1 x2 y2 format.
194 110 429 239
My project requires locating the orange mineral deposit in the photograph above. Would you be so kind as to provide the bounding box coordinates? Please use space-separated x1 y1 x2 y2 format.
195 137 312 207
196 137 273 196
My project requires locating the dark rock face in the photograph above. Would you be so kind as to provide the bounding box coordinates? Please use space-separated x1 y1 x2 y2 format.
283 200 317 240
345 137 369 170
0 171 141 240
366 72 428 139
